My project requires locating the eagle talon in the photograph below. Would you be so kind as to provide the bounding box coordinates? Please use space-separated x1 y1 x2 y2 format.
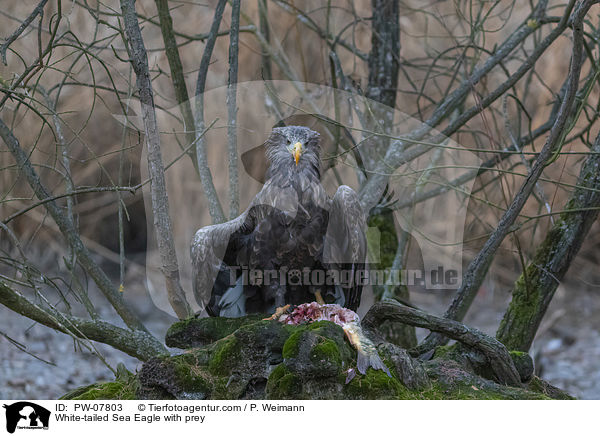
314 290 326 305
263 304 291 321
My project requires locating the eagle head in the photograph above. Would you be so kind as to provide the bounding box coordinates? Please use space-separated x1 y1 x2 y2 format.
265 126 321 177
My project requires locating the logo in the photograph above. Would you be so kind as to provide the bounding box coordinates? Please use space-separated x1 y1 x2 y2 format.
3 402 50 434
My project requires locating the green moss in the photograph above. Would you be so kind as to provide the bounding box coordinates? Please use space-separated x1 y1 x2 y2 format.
152 344 251 400
177 347 213 367
267 364 287 383
417 381 509 400
310 337 342 367
344 367 409 399
208 335 240 376
432 343 460 360
496 202 588 351
496 265 544 350
154 346 246 399
307 321 355 364
419 361 551 400
61 379 139 400
166 315 266 348
266 364 302 399
61 365 139 400
233 319 291 351
172 357 211 393
367 212 398 269
527 376 575 400
282 330 304 359
282 321 352 359
418 380 536 400
282 322 354 378
308 320 336 331
63 317 568 400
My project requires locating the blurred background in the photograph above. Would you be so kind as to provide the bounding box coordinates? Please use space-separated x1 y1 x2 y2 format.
1 0 599 398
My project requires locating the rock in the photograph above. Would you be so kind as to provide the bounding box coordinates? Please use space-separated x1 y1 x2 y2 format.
509 350 535 382
62 316 574 400
527 376 575 399
165 314 266 348
61 366 138 400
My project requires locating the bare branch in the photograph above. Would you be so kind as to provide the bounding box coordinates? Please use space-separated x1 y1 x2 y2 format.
227 0 241 219
153 0 196 157
0 0 49 65
496 129 600 351
418 0 599 353
194 0 227 224
0 281 167 360
0 117 150 332
119 0 192 319
362 300 522 387
258 0 272 80
358 1 555 211
2 186 137 225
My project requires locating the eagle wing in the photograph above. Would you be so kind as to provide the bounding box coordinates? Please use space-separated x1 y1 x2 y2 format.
323 185 368 311
190 212 250 313
190 179 297 315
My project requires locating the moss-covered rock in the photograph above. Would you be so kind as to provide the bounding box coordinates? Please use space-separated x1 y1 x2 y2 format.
509 350 535 382
63 316 574 400
61 364 139 400
527 376 575 400
166 314 266 348
266 364 303 399
421 359 549 400
282 321 354 381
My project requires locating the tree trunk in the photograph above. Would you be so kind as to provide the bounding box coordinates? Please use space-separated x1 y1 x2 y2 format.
496 131 600 351
364 0 416 347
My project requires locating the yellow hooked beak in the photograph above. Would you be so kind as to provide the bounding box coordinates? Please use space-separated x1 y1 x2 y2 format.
293 142 302 166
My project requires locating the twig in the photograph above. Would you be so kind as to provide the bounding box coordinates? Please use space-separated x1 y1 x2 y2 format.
153 0 196 159
227 0 241 220
118 67 134 290
258 0 272 80
2 186 138 225
0 0 49 65
194 0 227 224
0 330 56 366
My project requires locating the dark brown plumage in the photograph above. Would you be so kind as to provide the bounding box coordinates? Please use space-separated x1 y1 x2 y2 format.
191 126 367 317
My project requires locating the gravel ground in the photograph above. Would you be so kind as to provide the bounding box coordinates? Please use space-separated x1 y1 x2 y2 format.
1 278 599 399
